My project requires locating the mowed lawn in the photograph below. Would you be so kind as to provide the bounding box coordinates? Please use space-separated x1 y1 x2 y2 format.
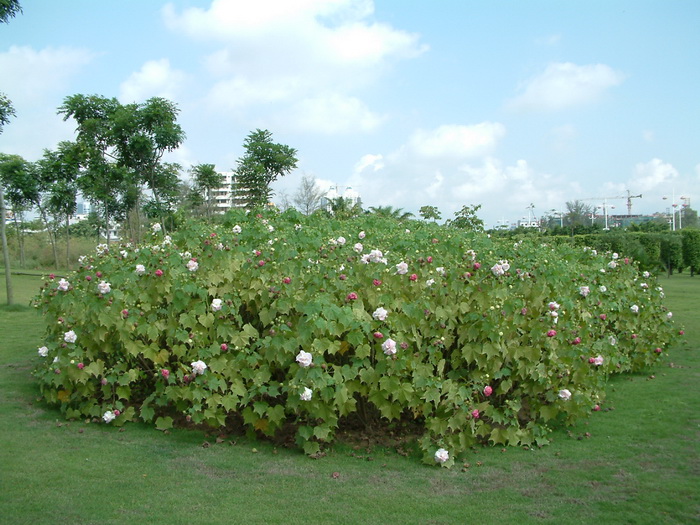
0 271 698 524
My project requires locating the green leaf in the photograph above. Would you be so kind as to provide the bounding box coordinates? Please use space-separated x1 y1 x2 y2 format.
155 416 173 430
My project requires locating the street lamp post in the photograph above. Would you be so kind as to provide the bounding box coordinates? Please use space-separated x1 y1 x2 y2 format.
597 199 615 230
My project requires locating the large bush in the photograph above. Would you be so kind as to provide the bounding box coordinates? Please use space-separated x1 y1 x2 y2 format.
33 209 680 466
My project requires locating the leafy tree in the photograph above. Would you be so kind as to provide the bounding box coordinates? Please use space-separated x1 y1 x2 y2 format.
0 94 16 302
680 206 698 229
419 205 441 222
447 204 484 232
565 200 594 228
234 129 298 208
190 163 224 218
681 229 700 276
0 92 16 134
0 153 36 267
660 234 683 276
0 0 21 23
367 205 414 221
324 196 363 220
292 174 325 215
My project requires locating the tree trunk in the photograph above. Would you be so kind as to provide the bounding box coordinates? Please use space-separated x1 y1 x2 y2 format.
12 211 24 268
38 205 59 269
0 185 14 305
65 215 70 269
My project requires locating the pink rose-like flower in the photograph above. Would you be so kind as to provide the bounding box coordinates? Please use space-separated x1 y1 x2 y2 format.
483 385 493 397
339 274 347 280
155 269 164 277
593 355 604 366
282 277 291 284
161 369 170 379
599 314 607 320
346 292 358 301
85 275 92 282
121 309 129 318
521 308 528 316
49 273 56 280
473 262 481 270
426 256 433 263
572 337 581 345
221 343 228 351
382 338 397 356
113 409 121 417
77 362 84 369
373 331 384 339
409 273 418 281
96 271 103 278
373 279 382 287
593 404 601 411
548 301 560 311
471 409 480 419
257 260 266 267
679 330 685 336
547 330 557 337
654 347 662 354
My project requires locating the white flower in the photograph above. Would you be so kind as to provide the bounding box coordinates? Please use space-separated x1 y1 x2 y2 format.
232 225 242 234
558 389 572 401
630 305 639 314
548 301 560 311
97 281 111 294
599 285 607 293
593 355 604 366
337 236 346 245
612 252 619 260
120 250 128 258
57 278 70 291
436 267 445 276
667 312 673 319
426 279 435 287
152 223 162 232
64 330 77 344
500 260 510 272
395 261 409 275
328 238 337 245
643 271 650 278
640 282 648 289
102 411 116 423
599 268 606 273
37 346 49 357
296 350 313 368
372 307 388 321
135 264 146 275
353 242 363 253
78 255 88 266
187 259 199 272
294 224 302 231
382 338 397 356
191 360 208 375
360 254 371 264
434 448 449 463
608 261 618 269
608 335 617 346
268 225 275 233
300 387 313 401
358 231 366 239
405 229 411 234
162 235 172 246
96 243 109 254
579 286 590 297
491 263 505 276
211 298 223 311
368 249 384 263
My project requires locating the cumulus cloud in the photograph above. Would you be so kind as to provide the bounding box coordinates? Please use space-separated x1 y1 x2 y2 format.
162 0 426 133
406 123 505 159
506 62 625 111
632 158 679 192
0 45 95 104
119 58 187 103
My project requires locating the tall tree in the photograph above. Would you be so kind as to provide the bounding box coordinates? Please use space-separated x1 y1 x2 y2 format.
0 92 16 303
234 129 297 208
0 153 35 267
419 205 441 222
0 0 21 23
326 196 363 220
447 204 484 232
565 200 594 227
0 92 16 134
190 163 224 218
292 174 325 215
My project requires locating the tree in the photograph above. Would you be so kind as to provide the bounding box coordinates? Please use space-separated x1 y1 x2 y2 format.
419 205 441 222
190 163 224 218
0 153 36 267
0 92 16 134
292 174 325 215
0 92 16 303
681 229 700 276
0 0 21 24
447 204 484 232
564 200 594 228
367 205 414 221
234 129 298 208
325 197 363 220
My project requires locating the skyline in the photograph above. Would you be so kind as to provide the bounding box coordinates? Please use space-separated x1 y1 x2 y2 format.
1 0 698 227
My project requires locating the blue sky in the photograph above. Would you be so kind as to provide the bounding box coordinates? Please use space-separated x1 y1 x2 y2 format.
1 0 698 227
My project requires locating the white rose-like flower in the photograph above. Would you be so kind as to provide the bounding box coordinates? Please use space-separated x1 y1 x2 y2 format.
558 389 572 401
579 286 590 297
612 252 619 260
38 346 49 357
102 411 116 423
64 330 77 344
395 261 409 275
381 338 397 356
337 236 346 245
187 259 199 272
211 298 223 311
609 335 617 346
353 242 363 253
300 387 313 401
630 305 639 313
191 360 207 375
372 307 388 321
296 350 313 368
135 264 146 275
436 267 445 276
599 285 607 293
232 225 242 234
643 271 650 278
358 231 366 239
57 278 70 291
434 448 449 463
268 225 275 233
368 249 383 263
667 312 673 319
97 281 111 294
593 355 604 366
426 279 435 287
152 223 162 232
608 261 618 269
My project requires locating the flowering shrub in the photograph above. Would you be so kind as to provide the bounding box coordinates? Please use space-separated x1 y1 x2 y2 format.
33 209 680 464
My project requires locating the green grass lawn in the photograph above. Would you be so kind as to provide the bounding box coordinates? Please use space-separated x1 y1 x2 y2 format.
0 272 698 524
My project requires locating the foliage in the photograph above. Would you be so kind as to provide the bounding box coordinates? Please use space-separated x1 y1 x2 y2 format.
234 129 298 208
292 174 325 215
190 164 224 218
324 196 362 220
0 0 21 23
447 204 484 232
565 200 594 227
681 228 700 276
33 211 679 464
419 205 441 222
660 234 684 275
367 206 414 221
0 91 16 133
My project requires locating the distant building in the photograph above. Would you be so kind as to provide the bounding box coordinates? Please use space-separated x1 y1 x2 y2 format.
209 171 250 213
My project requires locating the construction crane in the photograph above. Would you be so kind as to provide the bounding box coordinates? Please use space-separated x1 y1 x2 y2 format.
582 191 642 215
624 190 642 215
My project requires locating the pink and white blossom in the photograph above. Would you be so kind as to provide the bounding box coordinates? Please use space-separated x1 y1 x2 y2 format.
434 448 449 463
630 305 639 313
372 307 388 321
135 264 146 275
558 389 572 401
191 360 207 375
300 387 313 401
187 259 199 272
579 286 590 297
37 346 49 357
211 298 223 311
296 350 313 368
358 231 366 239
353 242 363 253
64 330 77 344
395 261 409 275
97 281 111 294
57 279 70 291
381 338 397 356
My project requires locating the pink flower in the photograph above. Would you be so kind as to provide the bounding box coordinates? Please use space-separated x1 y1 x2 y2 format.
346 292 358 301
373 332 383 339
547 329 557 337
77 363 84 369
599 314 606 320
85 275 92 281
572 337 581 345
96 271 102 278
588 357 595 364
121 309 129 318
426 256 433 263
593 404 601 411
282 277 291 284
471 409 480 419
521 308 528 316
654 347 662 354
373 279 382 286
49 273 55 280
161 369 170 379
409 273 418 281
339 274 347 280
483 385 493 397
679 330 685 336
221 343 228 351
473 262 481 270
155 269 164 277
113 409 121 417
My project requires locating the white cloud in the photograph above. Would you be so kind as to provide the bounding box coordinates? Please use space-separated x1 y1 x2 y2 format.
632 158 678 192
407 123 505 159
162 0 426 133
507 62 625 111
0 45 95 104
119 59 187 103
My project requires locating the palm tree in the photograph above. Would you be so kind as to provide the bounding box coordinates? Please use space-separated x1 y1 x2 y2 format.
367 205 414 221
